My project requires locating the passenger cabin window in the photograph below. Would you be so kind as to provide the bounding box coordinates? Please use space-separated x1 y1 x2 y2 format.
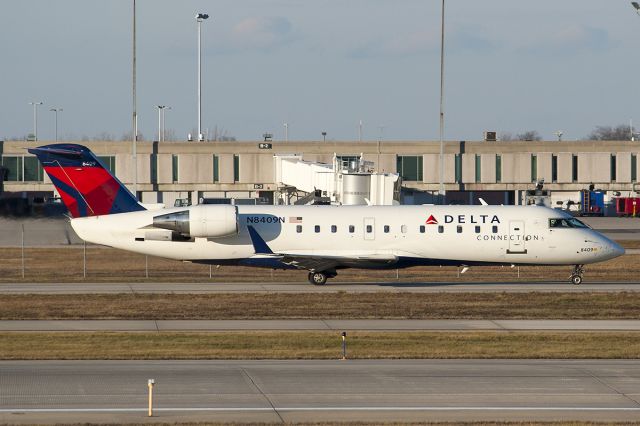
492 225 498 233
349 225 355 233
331 225 337 233
419 225 425 233
549 218 589 229
366 225 373 233
438 225 444 233
296 225 302 233
315 225 321 233
401 225 407 233
457 225 463 234
475 226 481 234
384 225 390 233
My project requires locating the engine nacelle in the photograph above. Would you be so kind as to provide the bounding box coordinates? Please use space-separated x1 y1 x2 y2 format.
152 205 238 238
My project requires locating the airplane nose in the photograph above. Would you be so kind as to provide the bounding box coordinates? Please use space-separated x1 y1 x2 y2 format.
612 241 625 257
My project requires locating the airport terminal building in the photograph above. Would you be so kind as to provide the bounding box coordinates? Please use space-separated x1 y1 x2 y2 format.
1 139 639 214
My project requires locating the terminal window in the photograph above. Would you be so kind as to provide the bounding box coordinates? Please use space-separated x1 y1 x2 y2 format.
384 225 390 233
296 225 302 233
438 225 444 233
396 156 423 181
0 155 43 182
172 155 179 183
315 225 321 233
0 156 22 181
97 156 116 174
331 225 337 233
23 156 43 182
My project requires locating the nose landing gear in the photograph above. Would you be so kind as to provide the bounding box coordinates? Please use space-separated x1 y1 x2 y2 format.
569 264 584 285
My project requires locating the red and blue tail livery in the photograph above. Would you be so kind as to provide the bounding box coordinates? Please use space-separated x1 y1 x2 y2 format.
28 144 145 218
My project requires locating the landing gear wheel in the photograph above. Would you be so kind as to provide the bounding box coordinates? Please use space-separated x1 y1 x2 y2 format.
569 264 584 285
308 272 328 286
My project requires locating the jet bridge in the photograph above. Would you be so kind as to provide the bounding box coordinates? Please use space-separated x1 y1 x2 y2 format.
275 154 400 205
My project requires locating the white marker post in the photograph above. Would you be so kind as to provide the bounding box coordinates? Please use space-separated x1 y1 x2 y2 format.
147 379 155 416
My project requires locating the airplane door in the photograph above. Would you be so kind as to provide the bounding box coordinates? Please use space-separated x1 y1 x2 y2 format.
507 220 527 254
364 217 375 240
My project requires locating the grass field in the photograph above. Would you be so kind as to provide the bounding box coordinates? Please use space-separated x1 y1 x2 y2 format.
2 331 640 360
0 246 639 283
2 292 640 320
1 423 637 426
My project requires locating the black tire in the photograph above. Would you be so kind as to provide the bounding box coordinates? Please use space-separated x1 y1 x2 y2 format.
571 275 582 285
309 272 328 286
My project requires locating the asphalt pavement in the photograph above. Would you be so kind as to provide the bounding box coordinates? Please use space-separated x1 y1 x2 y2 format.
2 319 640 332
1 360 639 423
0 281 639 293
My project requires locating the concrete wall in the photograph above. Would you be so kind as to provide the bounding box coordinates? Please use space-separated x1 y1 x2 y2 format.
4 140 640 197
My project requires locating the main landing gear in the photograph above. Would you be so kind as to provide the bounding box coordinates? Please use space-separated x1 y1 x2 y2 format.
307 271 337 286
570 264 584 285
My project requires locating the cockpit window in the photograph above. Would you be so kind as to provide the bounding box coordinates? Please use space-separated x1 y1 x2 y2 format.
549 218 590 229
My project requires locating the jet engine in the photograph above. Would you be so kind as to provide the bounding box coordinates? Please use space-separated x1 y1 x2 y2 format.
152 205 238 238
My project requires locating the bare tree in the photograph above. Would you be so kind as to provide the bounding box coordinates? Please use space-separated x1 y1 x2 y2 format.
516 130 542 141
499 131 541 141
499 132 513 141
587 124 632 141
120 131 146 142
163 129 177 142
93 131 115 141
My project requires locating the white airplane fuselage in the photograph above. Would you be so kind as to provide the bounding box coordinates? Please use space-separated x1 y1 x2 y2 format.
71 204 623 269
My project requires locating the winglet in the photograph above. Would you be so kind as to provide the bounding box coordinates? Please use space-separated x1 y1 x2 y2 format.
247 226 274 254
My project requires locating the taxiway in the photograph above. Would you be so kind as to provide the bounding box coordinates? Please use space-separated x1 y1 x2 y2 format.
1 360 639 423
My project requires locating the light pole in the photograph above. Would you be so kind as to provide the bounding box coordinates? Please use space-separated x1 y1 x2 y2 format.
132 0 138 198
284 123 288 141
157 105 165 142
29 101 43 141
50 108 63 142
322 131 327 142
438 0 446 203
196 12 209 142
162 106 171 142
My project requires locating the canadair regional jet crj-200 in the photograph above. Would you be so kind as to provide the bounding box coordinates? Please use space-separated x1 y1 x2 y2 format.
30 143 624 285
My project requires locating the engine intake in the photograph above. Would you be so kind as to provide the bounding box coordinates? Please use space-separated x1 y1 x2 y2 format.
153 205 238 238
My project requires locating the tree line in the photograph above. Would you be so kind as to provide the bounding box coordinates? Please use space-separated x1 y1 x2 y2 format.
499 124 637 141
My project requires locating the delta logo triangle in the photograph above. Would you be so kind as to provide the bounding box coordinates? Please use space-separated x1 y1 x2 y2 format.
425 214 438 225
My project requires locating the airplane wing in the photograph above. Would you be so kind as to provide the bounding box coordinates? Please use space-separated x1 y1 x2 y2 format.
279 253 397 272
247 225 398 272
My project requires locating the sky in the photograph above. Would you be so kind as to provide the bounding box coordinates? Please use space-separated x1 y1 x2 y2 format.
1 0 639 142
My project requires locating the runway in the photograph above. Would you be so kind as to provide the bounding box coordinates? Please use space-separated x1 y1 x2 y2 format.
1 360 639 423
1 281 640 294
3 319 640 332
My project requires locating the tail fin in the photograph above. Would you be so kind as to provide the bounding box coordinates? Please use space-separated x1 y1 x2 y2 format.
28 144 146 218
